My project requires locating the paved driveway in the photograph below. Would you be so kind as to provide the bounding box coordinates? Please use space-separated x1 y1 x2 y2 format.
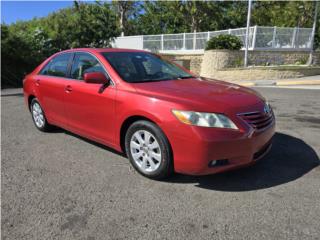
1 87 320 240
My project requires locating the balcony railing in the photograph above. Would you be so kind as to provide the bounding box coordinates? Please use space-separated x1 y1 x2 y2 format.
112 26 313 54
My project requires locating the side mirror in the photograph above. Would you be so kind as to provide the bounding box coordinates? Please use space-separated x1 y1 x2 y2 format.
84 72 109 84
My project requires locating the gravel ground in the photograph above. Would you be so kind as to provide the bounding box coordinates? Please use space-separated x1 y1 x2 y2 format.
1 87 320 240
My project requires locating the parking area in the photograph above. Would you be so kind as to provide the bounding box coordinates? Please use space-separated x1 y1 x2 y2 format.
1 87 320 240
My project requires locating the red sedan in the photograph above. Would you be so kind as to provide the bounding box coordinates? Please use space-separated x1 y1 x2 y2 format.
23 48 275 179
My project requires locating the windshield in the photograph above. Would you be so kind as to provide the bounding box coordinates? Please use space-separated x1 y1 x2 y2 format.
102 52 194 83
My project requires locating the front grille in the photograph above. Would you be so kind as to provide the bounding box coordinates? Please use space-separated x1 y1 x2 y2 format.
238 109 274 131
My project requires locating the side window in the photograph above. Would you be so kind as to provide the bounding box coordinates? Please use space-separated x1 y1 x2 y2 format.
40 53 72 77
70 53 105 80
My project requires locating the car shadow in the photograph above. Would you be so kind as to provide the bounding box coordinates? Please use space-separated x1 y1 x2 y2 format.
49 128 319 191
51 127 126 157
167 132 320 191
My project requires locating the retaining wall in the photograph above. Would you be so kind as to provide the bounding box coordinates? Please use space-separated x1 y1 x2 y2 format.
162 50 320 80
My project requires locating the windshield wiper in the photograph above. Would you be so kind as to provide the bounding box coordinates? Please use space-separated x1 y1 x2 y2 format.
131 76 194 83
176 75 195 79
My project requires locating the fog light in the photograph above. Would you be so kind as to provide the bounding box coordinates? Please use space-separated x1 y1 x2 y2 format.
208 159 229 168
209 160 217 167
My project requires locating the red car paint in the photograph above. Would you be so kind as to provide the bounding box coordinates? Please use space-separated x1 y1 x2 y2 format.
23 48 275 175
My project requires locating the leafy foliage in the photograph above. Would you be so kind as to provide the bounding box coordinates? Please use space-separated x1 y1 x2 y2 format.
131 1 187 35
111 1 140 36
132 1 227 34
205 35 243 50
1 1 119 88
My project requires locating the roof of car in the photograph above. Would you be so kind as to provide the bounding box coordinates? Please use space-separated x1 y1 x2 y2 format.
60 48 150 54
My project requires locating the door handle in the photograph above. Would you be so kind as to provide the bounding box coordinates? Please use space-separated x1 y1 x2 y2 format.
35 79 40 86
65 85 72 93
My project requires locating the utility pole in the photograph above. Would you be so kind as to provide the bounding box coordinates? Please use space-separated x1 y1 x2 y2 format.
308 0 319 65
244 0 252 67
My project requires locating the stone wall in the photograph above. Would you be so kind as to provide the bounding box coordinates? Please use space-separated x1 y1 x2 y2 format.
205 67 320 82
162 50 320 71
249 50 317 66
162 54 203 75
312 51 320 65
201 50 243 75
162 50 320 81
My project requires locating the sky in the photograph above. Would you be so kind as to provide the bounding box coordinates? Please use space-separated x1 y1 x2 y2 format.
1 1 75 24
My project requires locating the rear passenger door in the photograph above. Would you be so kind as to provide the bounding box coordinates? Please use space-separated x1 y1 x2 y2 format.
63 52 117 145
36 53 73 127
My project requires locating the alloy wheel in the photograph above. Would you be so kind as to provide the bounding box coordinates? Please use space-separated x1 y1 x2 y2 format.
130 130 162 173
32 102 45 128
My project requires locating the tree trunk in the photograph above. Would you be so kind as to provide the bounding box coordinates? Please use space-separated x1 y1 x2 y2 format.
119 7 124 36
191 16 196 33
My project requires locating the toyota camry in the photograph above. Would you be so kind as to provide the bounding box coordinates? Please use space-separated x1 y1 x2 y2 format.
23 48 275 179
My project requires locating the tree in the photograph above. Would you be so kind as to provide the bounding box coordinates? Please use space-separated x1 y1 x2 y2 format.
1 1 120 88
220 1 247 29
1 23 39 88
112 1 139 36
40 1 120 49
73 1 120 47
133 1 187 35
181 1 208 32
132 1 240 35
251 1 315 27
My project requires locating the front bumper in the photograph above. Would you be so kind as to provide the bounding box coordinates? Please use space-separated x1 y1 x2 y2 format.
166 120 275 176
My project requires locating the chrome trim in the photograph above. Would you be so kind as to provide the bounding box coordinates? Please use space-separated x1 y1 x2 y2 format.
237 110 275 133
237 111 260 116
254 119 275 133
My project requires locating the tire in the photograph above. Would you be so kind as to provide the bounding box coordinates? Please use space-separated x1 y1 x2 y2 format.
30 98 52 132
125 120 173 180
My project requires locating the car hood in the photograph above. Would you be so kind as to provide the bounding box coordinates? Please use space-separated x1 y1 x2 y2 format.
132 78 265 113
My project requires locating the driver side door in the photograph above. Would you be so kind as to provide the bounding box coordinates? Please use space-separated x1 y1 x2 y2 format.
64 52 117 146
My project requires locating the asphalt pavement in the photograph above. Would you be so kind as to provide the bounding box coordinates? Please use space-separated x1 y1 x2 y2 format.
1 87 320 240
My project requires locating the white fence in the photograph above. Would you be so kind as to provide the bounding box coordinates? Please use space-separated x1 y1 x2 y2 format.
112 26 313 54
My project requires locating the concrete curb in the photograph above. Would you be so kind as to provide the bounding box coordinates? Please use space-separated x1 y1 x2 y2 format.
1 88 23 96
232 79 320 87
276 80 320 86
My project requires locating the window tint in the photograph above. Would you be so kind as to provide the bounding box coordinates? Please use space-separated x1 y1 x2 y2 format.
102 52 193 83
40 53 72 77
70 53 105 80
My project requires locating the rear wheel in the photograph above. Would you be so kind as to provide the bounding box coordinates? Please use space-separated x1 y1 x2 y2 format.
30 98 52 132
125 120 173 180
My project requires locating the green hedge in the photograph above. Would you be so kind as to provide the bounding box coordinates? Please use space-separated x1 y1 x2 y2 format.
205 34 242 51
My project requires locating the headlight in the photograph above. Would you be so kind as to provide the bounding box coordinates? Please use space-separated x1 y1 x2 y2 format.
172 110 238 129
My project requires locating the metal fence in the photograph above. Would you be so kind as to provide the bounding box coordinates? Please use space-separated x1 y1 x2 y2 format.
112 26 313 53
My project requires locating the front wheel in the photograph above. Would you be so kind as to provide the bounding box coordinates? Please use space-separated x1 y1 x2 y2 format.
125 120 173 180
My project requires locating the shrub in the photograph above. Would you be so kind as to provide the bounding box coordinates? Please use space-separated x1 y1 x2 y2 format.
205 34 243 51
295 56 308 65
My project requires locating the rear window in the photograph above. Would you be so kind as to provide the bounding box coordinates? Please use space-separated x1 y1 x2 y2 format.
40 53 72 77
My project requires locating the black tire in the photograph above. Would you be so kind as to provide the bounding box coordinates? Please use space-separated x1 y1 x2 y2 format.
30 98 53 132
125 120 173 180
